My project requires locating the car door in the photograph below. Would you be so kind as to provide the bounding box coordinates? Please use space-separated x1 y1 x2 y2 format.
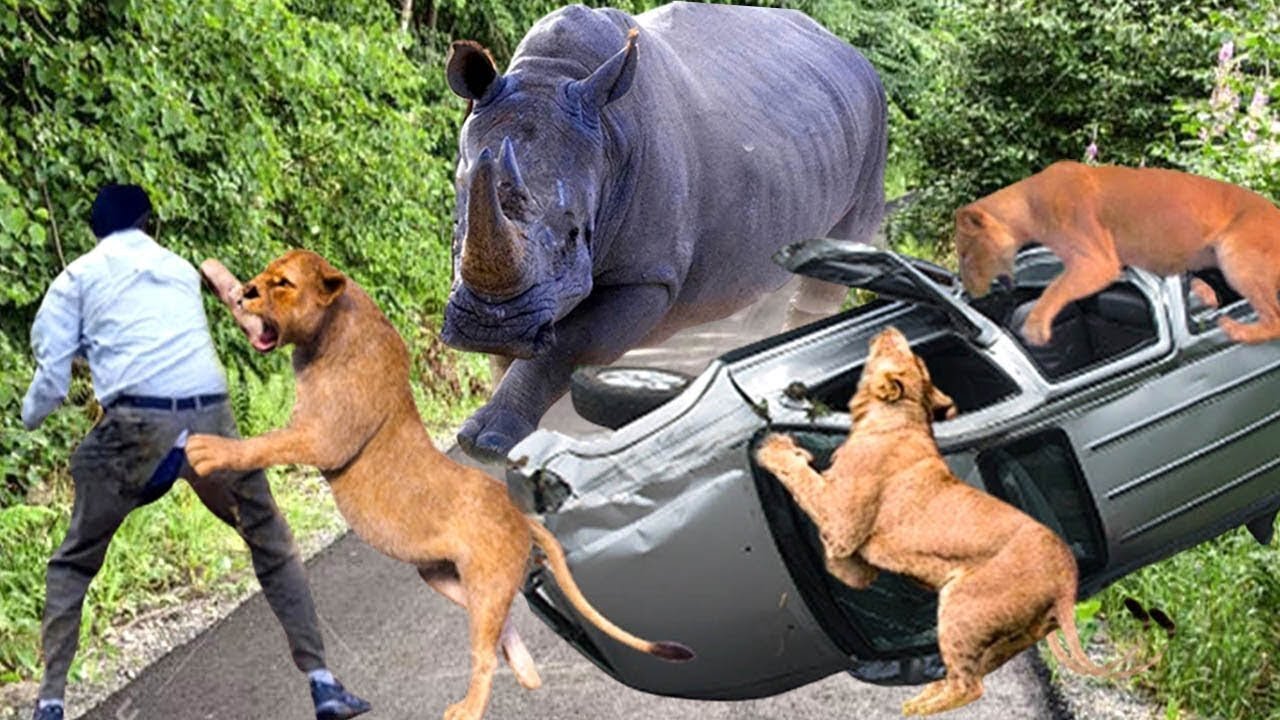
1059 277 1280 591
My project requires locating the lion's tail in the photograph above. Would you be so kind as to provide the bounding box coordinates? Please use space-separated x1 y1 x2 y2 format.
1047 592 1174 679
526 518 694 662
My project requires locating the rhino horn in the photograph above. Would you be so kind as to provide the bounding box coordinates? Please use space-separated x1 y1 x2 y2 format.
462 148 529 298
499 136 528 194
573 27 639 110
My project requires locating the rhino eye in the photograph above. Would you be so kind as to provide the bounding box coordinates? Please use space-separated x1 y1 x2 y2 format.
568 227 579 242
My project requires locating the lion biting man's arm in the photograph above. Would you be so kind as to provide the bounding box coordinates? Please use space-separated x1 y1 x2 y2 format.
186 261 384 479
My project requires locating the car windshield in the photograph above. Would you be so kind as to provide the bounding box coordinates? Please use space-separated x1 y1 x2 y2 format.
775 239 991 342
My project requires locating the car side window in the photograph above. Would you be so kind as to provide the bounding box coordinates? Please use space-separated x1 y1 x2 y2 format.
977 430 1106 577
806 332 1020 418
973 280 1159 381
1185 269 1243 335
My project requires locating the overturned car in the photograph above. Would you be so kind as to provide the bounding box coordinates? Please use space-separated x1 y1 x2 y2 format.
506 239 1280 699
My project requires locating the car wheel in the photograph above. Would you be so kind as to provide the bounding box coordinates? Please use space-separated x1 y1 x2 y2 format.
569 366 694 430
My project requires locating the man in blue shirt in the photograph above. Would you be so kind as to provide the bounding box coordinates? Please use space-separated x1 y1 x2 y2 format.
23 185 371 720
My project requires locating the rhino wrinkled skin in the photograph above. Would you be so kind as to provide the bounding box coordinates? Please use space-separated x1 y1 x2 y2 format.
443 2 888 459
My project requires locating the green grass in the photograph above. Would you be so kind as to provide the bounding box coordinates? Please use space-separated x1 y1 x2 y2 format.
1095 520 1280 720
0 467 346 687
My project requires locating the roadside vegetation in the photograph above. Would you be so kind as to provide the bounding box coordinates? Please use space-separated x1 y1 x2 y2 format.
1 1 1277 717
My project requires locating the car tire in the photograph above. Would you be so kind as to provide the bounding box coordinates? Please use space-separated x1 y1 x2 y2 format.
569 366 694 430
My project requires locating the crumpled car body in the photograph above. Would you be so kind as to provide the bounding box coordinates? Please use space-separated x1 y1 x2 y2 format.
506 239 1280 700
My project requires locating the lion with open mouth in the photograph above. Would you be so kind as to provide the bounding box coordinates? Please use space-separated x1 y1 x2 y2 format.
189 250 692 720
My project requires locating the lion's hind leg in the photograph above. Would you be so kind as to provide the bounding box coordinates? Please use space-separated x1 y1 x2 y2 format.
824 553 880 590
418 562 542 692
1216 222 1280 344
908 547 1054 716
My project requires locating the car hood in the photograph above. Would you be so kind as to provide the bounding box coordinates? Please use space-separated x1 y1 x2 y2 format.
774 239 998 346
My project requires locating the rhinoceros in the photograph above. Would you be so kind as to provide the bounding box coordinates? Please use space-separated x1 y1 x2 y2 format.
443 2 887 459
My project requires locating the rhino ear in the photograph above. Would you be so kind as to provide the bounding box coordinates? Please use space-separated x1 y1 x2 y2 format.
575 27 638 110
447 40 504 101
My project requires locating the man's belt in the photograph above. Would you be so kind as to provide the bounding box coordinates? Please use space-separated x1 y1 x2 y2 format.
111 393 228 411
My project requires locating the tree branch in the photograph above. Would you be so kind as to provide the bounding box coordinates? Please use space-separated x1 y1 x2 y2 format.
399 0 413 33
38 176 66 268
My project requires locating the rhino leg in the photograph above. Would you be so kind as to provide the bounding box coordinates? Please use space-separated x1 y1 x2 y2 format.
458 284 672 460
488 354 513 388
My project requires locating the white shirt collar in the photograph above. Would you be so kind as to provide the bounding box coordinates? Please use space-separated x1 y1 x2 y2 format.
97 228 153 245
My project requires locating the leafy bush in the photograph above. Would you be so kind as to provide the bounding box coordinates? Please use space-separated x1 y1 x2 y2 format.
0 331 92 508
1158 5 1280 198
891 0 1232 250
0 0 464 501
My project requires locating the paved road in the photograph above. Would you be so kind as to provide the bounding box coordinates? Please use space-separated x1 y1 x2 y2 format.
83 282 1059 720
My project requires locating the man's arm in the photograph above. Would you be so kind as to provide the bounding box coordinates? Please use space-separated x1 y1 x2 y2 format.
199 258 265 341
22 270 83 430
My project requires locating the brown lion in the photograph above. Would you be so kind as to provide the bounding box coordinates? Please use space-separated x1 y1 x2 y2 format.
954 161 1280 346
187 251 692 720
755 326 1171 716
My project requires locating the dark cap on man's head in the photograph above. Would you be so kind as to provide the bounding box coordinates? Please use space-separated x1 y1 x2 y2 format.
90 184 152 239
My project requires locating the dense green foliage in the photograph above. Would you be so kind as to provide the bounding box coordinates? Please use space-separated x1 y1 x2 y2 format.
0 0 464 505
890 0 1236 249
1161 4 1280 195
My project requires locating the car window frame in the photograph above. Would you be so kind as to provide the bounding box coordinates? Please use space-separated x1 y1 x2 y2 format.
975 428 1109 580
1172 273 1256 348
991 253 1176 397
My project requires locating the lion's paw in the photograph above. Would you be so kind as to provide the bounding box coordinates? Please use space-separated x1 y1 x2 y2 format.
1019 316 1053 347
757 433 812 470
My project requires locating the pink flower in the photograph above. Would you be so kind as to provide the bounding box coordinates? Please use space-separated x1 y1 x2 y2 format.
1211 86 1240 112
1219 40 1235 65
1085 141 1099 163
1249 87 1269 115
